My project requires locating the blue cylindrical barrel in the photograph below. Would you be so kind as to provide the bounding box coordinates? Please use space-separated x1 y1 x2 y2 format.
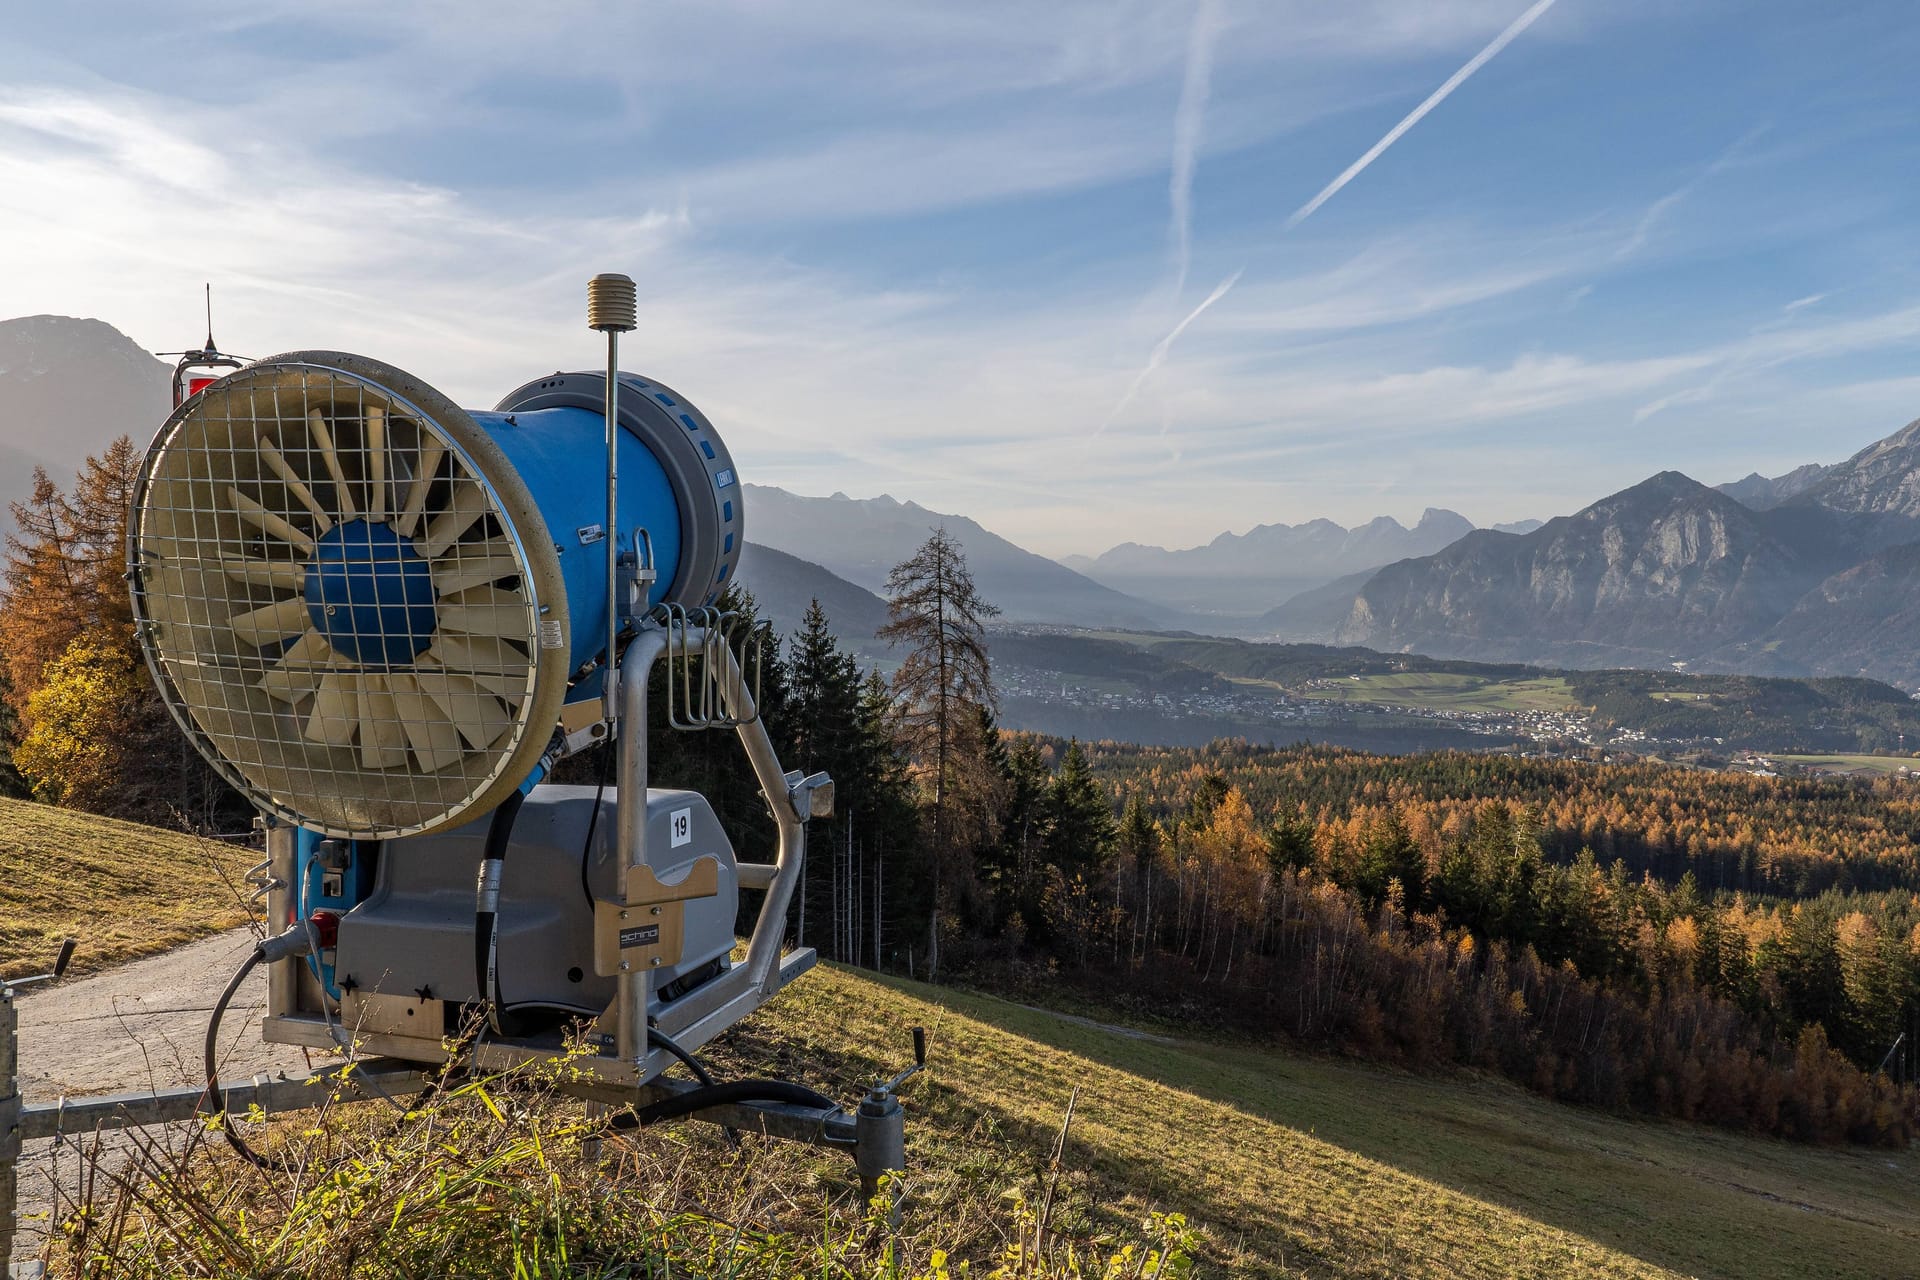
469 406 683 675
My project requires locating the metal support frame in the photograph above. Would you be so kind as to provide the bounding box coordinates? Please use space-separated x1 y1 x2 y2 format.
0 1018 905 1272
1 990 20 1273
614 621 819 1069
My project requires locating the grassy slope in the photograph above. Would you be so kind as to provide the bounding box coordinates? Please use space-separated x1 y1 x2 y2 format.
0 797 255 978
745 966 1920 1280
6 801 1914 1277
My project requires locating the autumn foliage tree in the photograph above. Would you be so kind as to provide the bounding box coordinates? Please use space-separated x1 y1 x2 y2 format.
3 442 137 792
0 437 233 824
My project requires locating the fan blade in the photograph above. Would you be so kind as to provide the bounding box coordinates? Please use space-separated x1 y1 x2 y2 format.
418 482 491 558
228 596 313 648
429 634 530 707
228 488 315 555
307 408 359 521
256 436 334 533
386 673 466 772
431 541 519 596
304 671 362 747
436 587 528 641
260 630 335 704
413 663 512 750
365 405 388 523
355 675 410 769
222 558 307 590
396 436 446 537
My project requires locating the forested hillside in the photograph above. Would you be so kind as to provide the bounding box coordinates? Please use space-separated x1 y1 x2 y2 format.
1033 740 1918 1144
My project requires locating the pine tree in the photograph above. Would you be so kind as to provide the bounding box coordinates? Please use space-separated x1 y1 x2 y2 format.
1044 740 1115 881
879 527 998 979
989 734 1053 928
786 598 866 960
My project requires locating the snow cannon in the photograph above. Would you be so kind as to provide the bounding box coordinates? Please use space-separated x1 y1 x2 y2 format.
125 276 830 1092
130 348 742 838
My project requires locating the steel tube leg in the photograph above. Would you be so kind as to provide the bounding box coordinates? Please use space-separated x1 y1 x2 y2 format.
615 629 669 1066
265 825 297 1018
1 989 19 1271
855 1090 906 1226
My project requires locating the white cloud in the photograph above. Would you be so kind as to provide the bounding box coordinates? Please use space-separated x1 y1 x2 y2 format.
0 2 1912 560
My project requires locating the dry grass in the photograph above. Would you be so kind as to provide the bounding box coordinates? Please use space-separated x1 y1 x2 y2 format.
10 795 1917 1276
731 966 1920 1280
0 797 255 979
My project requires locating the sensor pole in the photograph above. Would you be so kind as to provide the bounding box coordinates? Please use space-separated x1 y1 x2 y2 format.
588 274 639 724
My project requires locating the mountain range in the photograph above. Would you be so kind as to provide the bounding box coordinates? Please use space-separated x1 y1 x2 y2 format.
13 313 1920 693
1333 422 1920 688
743 484 1176 630
1060 508 1477 616
0 316 170 517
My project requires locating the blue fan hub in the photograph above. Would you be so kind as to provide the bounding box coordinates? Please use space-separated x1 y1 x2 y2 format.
304 519 439 667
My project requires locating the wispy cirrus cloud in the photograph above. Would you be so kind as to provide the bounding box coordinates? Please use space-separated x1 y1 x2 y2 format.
1 1 1916 556
1167 0 1224 295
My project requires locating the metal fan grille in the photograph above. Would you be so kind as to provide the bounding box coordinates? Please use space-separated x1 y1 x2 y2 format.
132 363 546 838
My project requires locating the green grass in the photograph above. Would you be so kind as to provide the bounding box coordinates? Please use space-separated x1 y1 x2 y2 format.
1774 752 1920 777
1293 671 1577 714
19 800 1919 1278
0 796 256 978
748 968 1920 1280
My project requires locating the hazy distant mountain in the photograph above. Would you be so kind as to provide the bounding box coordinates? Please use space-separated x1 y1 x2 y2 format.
1337 472 1855 668
744 485 1173 629
1491 519 1544 535
737 542 892 655
0 316 170 515
1258 569 1375 642
1713 542 1920 688
1716 463 1829 511
1070 507 1474 616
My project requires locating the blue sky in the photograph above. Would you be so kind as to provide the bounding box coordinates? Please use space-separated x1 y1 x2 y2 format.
2 1 1918 556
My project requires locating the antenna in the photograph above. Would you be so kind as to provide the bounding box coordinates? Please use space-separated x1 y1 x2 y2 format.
205 282 215 351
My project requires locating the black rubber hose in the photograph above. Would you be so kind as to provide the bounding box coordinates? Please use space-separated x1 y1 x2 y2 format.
475 788 528 1026
205 946 288 1169
634 1079 838 1127
648 1026 717 1087
578 741 613 911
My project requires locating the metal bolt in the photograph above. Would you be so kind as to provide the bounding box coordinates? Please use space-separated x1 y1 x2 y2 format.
620 961 630 972
649 957 661 967
650 906 660 916
619 910 629 922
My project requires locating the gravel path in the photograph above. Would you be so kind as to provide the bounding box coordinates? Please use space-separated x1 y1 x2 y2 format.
8 927 316 1267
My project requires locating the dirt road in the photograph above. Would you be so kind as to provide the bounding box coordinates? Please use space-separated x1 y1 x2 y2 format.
9 927 315 1266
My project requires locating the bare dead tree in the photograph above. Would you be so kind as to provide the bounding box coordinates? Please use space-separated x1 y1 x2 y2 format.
879 528 998 981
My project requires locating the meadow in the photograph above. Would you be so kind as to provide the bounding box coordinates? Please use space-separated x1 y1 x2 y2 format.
0 796 254 979
8 801 1918 1278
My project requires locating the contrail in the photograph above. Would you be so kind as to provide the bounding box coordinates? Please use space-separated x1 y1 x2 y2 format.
1098 268 1243 434
1099 0 1557 438
1169 0 1223 294
1285 0 1560 230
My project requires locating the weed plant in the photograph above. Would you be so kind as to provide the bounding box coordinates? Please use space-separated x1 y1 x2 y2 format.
41 1048 1196 1279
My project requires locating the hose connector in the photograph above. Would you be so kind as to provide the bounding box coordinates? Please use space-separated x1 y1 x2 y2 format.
258 924 318 964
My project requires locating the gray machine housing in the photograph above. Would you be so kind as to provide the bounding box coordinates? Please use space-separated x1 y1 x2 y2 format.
334 785 740 1017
